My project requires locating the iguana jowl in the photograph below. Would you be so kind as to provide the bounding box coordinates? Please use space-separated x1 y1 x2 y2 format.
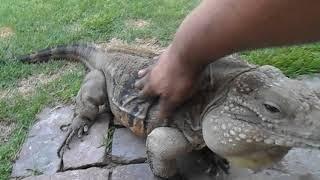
20 43 320 178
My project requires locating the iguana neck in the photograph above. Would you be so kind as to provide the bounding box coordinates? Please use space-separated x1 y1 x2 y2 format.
172 56 256 148
200 55 256 91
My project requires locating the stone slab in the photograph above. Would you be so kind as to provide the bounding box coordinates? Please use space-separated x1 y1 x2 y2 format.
111 128 146 163
22 167 110 180
62 112 111 170
11 105 74 178
112 164 161 180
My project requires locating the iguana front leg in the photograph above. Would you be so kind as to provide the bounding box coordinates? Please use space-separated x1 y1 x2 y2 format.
58 70 107 157
146 127 192 178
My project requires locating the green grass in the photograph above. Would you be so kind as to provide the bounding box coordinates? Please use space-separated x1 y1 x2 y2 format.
1 0 320 179
242 44 320 77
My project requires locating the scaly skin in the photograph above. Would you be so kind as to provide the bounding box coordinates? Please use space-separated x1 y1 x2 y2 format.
19 43 320 178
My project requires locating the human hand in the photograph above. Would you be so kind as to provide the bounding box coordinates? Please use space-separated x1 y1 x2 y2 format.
135 47 202 119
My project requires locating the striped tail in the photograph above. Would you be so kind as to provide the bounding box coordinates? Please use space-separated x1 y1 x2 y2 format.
18 43 103 70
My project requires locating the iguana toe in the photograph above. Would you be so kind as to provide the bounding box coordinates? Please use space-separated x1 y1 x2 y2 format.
214 155 230 175
57 117 91 157
200 148 230 176
59 123 71 132
57 129 75 157
83 124 89 133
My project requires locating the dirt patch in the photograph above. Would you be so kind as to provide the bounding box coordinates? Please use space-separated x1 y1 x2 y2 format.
64 23 82 33
134 38 165 53
18 73 57 95
17 63 79 96
0 89 10 99
126 19 150 29
0 26 14 38
0 120 16 143
100 38 165 58
0 63 79 100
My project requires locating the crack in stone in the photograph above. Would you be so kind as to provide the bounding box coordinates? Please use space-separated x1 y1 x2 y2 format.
60 158 110 172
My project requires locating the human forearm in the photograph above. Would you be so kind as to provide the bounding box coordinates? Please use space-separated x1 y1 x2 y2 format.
169 0 320 70
135 0 320 119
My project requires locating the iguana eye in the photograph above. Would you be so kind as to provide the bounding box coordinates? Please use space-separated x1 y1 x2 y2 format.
263 102 280 113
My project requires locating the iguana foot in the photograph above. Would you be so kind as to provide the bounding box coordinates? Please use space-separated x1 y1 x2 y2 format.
199 147 230 176
205 155 230 176
57 116 93 157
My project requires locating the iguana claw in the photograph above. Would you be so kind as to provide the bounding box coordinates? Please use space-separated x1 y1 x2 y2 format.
57 116 91 158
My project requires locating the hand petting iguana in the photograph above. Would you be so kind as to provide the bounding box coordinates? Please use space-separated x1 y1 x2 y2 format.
19 43 320 178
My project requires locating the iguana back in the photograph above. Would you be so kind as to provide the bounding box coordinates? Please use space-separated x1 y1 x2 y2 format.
19 43 254 138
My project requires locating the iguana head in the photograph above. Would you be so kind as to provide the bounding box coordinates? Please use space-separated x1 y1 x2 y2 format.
202 65 320 170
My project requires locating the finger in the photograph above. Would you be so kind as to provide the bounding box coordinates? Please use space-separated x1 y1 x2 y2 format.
158 97 177 120
138 84 157 98
153 55 160 60
138 67 151 78
134 75 148 90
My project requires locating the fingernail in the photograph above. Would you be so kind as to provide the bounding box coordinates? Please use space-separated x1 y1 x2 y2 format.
138 70 145 77
134 81 141 89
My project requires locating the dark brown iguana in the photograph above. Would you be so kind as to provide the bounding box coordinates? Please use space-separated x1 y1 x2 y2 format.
19 43 320 178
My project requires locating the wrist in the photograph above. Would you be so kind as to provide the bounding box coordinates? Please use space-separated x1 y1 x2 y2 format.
165 45 207 75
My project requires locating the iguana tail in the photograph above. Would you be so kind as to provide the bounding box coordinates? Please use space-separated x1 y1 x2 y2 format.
19 43 104 70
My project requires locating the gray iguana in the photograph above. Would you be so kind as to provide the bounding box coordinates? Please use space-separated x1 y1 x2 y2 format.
19 43 320 178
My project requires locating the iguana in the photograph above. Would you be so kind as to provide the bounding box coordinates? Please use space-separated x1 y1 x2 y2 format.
19 43 320 178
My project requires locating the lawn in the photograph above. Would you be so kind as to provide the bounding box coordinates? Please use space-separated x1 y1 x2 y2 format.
0 0 320 179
